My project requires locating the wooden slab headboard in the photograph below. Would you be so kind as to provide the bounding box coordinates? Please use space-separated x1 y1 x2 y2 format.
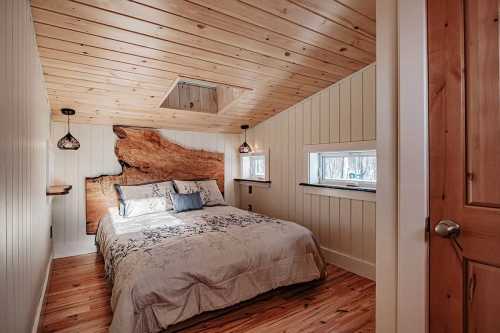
85 126 224 234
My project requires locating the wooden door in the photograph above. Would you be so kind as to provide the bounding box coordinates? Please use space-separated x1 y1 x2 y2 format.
428 0 500 332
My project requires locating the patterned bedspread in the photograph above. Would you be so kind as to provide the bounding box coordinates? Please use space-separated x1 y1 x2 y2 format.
96 205 326 333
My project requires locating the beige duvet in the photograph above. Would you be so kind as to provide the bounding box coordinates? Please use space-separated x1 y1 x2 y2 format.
96 205 326 333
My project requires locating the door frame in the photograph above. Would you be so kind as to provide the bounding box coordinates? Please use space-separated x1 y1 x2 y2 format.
376 0 429 332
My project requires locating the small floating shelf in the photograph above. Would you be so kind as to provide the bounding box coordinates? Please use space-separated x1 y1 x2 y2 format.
46 185 72 196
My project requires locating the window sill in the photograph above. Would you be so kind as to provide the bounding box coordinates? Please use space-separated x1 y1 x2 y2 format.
234 178 271 188
299 183 375 193
299 183 376 201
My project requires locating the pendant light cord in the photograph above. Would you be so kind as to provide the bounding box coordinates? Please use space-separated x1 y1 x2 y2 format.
67 113 71 134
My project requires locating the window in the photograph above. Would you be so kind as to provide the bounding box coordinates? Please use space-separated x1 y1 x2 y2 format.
250 155 265 178
241 153 268 180
309 150 376 189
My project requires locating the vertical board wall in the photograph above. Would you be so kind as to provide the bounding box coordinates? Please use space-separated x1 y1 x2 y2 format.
50 123 240 258
240 64 376 279
0 1 53 331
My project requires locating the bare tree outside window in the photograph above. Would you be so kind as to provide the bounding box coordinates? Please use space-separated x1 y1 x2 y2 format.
315 150 376 188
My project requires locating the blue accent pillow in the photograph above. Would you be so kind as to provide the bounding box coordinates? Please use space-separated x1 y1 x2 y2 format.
169 192 203 213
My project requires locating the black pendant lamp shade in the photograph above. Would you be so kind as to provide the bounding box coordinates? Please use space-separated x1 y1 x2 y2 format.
239 124 252 154
57 108 80 150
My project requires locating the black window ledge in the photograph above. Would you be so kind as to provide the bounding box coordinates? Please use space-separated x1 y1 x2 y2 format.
299 183 376 193
234 178 272 184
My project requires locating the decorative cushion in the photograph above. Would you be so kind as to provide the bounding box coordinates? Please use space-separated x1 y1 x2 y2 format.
169 192 203 213
173 180 225 206
195 180 225 206
115 181 176 217
173 180 201 201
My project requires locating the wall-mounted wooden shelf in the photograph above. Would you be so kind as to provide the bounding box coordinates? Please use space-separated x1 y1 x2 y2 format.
46 185 72 196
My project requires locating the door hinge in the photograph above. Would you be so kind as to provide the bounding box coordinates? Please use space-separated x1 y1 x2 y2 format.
425 217 430 242
50 225 53 239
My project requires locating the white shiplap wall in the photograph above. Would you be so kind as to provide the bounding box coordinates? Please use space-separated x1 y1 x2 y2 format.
0 1 53 331
240 64 376 279
51 123 240 258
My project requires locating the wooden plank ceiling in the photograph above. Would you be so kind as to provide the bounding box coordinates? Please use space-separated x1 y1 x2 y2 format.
31 0 375 133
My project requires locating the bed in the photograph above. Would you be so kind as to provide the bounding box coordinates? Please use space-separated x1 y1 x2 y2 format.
96 205 326 333
86 126 326 333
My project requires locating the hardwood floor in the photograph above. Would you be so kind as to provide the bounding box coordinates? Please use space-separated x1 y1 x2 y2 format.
41 253 375 333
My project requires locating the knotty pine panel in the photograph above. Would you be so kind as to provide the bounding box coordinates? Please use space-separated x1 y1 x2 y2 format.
30 0 375 132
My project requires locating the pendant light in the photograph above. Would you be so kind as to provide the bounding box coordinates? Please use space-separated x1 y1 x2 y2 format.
57 108 80 150
239 124 252 154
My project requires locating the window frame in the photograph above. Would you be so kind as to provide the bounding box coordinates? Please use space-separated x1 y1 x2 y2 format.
240 151 269 181
317 150 377 189
248 155 265 180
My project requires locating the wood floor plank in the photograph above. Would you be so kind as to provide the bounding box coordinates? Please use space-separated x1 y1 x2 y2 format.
42 253 375 333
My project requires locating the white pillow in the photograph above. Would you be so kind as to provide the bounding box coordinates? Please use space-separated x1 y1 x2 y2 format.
120 197 167 218
173 180 225 206
116 181 176 217
196 180 225 206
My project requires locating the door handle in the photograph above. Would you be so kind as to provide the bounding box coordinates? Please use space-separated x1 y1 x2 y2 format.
435 220 461 238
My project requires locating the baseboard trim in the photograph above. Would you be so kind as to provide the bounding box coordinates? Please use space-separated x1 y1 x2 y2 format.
321 246 375 281
32 255 52 333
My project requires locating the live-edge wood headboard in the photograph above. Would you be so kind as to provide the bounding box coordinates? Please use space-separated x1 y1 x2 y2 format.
85 126 224 234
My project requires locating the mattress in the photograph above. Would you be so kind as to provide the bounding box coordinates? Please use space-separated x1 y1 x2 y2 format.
96 205 326 333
